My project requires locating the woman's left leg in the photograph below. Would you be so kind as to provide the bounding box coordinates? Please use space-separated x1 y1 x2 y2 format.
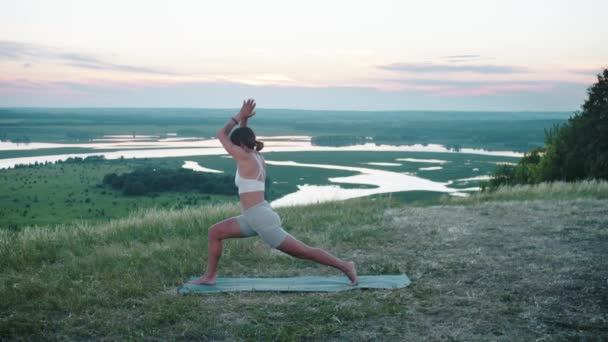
277 235 358 285
189 217 248 285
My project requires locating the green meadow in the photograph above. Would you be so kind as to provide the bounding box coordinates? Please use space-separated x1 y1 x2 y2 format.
0 159 235 229
0 150 519 229
0 107 555 230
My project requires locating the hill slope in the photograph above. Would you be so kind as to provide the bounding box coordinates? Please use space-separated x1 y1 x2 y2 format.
1 182 607 340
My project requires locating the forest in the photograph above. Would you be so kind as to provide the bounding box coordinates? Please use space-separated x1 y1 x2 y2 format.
103 167 238 196
488 69 608 188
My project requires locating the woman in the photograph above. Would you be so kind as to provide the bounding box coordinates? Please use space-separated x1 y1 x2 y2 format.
189 99 358 286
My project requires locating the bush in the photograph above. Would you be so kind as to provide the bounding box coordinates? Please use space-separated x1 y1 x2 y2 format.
123 181 146 196
486 68 608 189
539 69 608 181
486 148 543 190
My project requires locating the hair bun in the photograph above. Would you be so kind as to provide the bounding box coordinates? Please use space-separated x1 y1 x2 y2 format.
255 140 264 151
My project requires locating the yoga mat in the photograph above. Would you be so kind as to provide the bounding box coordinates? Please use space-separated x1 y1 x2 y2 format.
179 274 410 294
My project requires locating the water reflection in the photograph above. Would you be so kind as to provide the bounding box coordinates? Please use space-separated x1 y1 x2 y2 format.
396 158 448 164
0 148 227 169
455 175 492 182
0 136 522 170
182 161 223 173
0 137 522 155
178 159 466 207
0 136 505 207
266 160 465 207
364 162 401 166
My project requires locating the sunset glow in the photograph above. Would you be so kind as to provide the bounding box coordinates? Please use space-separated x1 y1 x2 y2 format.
1 0 606 109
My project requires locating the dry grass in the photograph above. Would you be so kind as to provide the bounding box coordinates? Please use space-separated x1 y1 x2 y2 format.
442 180 608 205
1 189 607 340
379 198 608 340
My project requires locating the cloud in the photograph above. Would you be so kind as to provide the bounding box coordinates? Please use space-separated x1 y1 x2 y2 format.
445 55 481 59
0 41 48 59
443 55 484 63
65 61 179 75
566 67 607 76
378 62 527 74
382 79 549 87
0 77 588 111
376 78 581 96
0 41 179 76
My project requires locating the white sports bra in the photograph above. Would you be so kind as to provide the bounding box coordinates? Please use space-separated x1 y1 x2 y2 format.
235 153 265 194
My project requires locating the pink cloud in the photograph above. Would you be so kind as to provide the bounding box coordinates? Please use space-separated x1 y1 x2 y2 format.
0 78 77 96
435 82 554 96
371 77 576 97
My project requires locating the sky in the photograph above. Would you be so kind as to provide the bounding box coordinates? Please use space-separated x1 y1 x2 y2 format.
0 0 606 111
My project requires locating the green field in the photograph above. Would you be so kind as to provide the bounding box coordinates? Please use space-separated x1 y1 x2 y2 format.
0 159 235 229
0 107 559 229
1 182 606 340
1 151 519 229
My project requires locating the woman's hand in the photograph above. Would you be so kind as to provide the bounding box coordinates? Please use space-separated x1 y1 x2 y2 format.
238 98 256 121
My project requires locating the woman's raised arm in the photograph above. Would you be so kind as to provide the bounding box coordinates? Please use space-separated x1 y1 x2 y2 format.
237 99 256 127
216 99 256 160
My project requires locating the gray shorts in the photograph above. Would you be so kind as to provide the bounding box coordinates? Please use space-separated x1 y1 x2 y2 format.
235 201 290 248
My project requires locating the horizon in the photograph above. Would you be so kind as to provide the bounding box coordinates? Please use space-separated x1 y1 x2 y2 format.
0 106 576 113
1 0 606 110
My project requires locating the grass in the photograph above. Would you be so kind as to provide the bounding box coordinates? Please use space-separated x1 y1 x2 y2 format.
1 183 607 340
441 180 608 204
0 159 235 229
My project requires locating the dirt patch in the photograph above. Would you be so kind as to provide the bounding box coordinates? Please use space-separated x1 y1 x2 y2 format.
379 199 608 340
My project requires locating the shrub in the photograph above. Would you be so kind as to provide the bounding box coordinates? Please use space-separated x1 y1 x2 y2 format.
123 181 146 196
486 68 608 189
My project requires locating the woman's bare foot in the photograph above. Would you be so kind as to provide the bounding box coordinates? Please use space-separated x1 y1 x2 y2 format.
343 261 358 285
188 274 217 286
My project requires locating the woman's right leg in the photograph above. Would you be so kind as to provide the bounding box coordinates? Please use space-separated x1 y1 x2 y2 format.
189 218 247 285
277 236 358 285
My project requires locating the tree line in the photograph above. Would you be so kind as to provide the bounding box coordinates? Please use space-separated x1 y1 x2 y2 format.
103 167 237 196
487 69 608 189
14 155 108 169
